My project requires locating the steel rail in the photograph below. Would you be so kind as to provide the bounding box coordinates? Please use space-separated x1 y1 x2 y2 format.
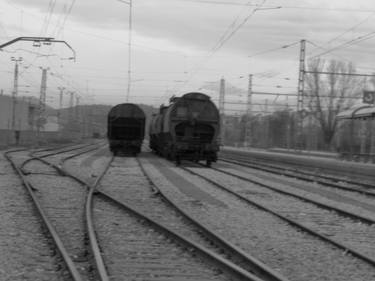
180 164 375 267
84 156 114 281
220 155 375 195
32 142 104 159
220 151 375 188
205 164 375 224
5 144 107 280
137 158 290 281
4 151 84 281
21 143 95 170
20 142 106 175
34 155 112 281
4 143 83 160
17 145 110 280
59 143 106 165
96 190 265 281
43 154 281 281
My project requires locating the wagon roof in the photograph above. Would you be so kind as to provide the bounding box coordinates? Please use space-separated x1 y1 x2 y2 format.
336 105 375 119
108 103 145 118
182 92 210 100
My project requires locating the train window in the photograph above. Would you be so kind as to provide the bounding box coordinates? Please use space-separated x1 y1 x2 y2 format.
176 107 187 117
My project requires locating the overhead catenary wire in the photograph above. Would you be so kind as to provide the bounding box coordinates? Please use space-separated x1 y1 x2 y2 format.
248 41 299 58
55 0 77 38
308 30 375 59
3 0 374 109
325 12 375 45
164 0 267 102
304 10 375 61
0 4 82 105
180 0 375 13
40 0 57 36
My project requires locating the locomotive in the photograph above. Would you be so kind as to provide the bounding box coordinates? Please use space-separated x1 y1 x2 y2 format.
107 103 145 155
149 92 220 166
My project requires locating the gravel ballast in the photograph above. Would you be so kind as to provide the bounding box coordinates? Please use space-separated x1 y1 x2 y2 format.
93 195 235 281
140 155 375 281
185 165 375 260
0 151 64 281
219 160 375 213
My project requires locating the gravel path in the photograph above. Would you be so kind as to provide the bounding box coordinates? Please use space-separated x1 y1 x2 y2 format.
140 154 375 281
0 151 64 281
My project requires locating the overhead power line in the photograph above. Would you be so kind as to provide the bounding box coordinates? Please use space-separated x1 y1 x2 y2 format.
55 0 77 38
248 41 299 58
168 0 269 99
212 0 274 53
181 0 375 13
325 12 375 45
211 0 256 53
308 30 375 59
306 12 375 60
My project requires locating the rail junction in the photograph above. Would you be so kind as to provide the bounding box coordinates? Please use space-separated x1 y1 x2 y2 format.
1 143 375 281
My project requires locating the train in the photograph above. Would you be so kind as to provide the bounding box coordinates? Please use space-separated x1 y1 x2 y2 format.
107 103 146 155
149 92 220 166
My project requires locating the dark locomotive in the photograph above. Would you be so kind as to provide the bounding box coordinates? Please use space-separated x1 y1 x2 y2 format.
149 92 220 166
107 103 145 155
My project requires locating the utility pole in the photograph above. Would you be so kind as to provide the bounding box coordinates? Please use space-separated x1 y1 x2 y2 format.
219 77 225 145
66 91 75 133
37 67 48 136
296 39 306 150
57 87 65 131
127 0 132 102
118 0 133 101
244 74 253 147
75 95 80 120
76 95 82 137
11 57 22 131
27 97 35 131
69 91 75 121
264 99 269 148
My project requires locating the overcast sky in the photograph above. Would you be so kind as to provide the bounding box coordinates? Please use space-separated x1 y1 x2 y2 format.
0 0 374 112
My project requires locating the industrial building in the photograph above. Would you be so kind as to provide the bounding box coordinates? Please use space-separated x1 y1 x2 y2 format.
0 94 59 146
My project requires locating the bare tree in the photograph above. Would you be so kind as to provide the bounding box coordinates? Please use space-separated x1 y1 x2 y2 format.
305 58 363 149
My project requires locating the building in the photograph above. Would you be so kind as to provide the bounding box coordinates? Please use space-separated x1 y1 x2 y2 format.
0 94 37 130
336 104 375 162
0 94 60 146
0 94 58 131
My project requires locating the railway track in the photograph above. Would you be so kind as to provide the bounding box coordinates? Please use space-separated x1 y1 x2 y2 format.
215 156 375 218
5 143 375 280
176 160 375 266
55 148 289 281
141 154 375 280
4 143 106 281
219 151 375 191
